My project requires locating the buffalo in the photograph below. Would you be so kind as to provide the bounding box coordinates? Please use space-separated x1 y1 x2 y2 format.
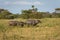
9 21 19 26
25 19 41 26
9 21 25 27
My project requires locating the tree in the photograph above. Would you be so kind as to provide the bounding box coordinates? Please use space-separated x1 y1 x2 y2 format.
0 10 12 19
0 9 15 19
22 10 32 14
32 5 35 9
1 10 12 15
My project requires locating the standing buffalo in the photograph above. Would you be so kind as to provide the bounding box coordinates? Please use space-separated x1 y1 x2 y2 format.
25 19 41 26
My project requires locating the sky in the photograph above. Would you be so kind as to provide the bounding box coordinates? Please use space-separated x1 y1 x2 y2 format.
0 0 60 14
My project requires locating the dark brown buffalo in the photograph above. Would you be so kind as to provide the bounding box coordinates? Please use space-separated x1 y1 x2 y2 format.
9 21 18 26
9 21 25 27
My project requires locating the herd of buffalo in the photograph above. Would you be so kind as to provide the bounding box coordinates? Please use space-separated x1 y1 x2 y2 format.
9 19 41 27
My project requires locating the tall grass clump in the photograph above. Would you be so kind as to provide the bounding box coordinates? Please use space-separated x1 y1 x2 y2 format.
0 24 6 32
0 24 9 40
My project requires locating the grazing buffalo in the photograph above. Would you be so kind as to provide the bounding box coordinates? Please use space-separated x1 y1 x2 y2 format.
9 21 25 27
9 21 19 26
25 19 41 26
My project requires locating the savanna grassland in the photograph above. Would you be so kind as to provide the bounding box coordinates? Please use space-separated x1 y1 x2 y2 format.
0 18 60 40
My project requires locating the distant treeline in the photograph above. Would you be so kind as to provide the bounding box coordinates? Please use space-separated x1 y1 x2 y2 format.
0 5 60 19
20 11 60 19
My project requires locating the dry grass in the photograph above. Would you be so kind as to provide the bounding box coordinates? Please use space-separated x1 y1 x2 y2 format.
0 18 60 40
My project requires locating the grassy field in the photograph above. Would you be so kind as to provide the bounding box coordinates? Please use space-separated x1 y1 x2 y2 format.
0 18 60 40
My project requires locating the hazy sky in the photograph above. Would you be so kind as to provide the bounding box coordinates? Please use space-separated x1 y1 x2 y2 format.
0 0 60 14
